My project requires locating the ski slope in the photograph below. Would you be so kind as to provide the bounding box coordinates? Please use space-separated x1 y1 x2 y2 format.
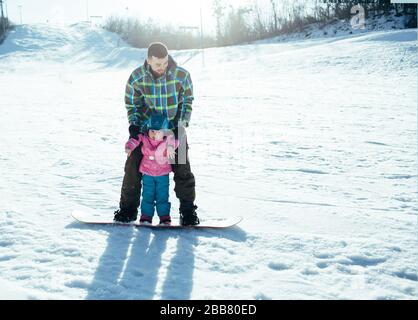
0 23 417 300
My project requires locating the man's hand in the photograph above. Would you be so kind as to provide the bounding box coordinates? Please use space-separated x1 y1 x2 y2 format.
178 119 189 128
125 137 140 157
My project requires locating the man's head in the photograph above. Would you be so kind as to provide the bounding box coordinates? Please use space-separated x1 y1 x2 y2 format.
147 42 169 77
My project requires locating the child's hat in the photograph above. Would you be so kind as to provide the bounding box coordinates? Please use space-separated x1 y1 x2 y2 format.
147 114 169 130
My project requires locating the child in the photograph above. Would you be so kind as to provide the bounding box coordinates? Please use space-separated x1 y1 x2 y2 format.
125 115 178 226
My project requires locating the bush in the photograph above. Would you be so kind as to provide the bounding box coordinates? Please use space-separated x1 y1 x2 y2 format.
103 16 206 50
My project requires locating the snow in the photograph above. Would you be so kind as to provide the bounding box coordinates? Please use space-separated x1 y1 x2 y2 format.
0 279 55 299
0 20 417 300
253 13 409 44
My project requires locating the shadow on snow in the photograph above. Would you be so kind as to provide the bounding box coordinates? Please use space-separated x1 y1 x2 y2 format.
66 222 247 299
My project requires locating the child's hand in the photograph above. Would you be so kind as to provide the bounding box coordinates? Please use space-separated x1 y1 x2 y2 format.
125 138 140 156
167 146 176 160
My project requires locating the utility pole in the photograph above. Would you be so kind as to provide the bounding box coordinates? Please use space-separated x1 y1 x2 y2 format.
199 1 205 67
18 5 22 24
86 0 89 22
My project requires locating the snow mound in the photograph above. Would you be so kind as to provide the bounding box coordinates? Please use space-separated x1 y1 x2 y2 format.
348 29 417 42
0 23 144 69
253 12 413 45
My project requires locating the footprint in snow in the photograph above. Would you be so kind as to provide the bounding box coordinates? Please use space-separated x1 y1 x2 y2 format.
268 262 291 271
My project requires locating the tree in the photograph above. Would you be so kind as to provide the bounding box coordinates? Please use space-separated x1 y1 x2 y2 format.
224 6 251 45
0 0 6 39
270 0 278 33
212 0 226 43
251 0 267 37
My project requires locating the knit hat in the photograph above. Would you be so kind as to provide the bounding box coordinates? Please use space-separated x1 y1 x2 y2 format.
147 114 169 130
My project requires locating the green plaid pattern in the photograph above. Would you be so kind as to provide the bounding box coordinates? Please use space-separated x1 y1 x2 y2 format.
125 56 194 130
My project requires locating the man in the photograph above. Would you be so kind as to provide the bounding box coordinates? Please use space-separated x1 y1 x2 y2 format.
113 42 200 226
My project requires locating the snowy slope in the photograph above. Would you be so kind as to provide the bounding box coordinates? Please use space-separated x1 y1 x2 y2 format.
253 12 410 44
0 23 416 300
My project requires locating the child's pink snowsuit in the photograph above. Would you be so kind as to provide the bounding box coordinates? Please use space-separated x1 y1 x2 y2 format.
138 133 179 176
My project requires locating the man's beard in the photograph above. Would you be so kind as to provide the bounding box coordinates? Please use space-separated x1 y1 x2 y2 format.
151 69 165 78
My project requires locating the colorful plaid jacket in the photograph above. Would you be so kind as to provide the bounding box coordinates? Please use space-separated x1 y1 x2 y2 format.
125 55 194 132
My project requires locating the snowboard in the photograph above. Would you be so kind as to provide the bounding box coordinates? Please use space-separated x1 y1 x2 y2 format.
71 210 242 229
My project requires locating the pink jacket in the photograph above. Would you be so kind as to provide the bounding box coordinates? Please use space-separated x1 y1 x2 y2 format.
138 134 179 177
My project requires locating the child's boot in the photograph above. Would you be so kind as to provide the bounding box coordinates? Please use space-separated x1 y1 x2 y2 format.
159 215 171 226
139 214 153 225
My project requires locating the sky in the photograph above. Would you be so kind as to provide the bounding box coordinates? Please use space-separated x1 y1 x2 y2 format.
4 0 254 35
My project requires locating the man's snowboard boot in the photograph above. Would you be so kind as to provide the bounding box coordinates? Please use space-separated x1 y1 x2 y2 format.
179 201 200 226
113 207 138 223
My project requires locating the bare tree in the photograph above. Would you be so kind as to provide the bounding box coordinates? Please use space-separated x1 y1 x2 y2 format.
270 0 278 33
0 0 6 39
251 0 267 37
212 0 226 43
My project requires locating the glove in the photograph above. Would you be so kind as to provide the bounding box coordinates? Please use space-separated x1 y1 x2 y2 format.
128 125 141 140
125 137 140 156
